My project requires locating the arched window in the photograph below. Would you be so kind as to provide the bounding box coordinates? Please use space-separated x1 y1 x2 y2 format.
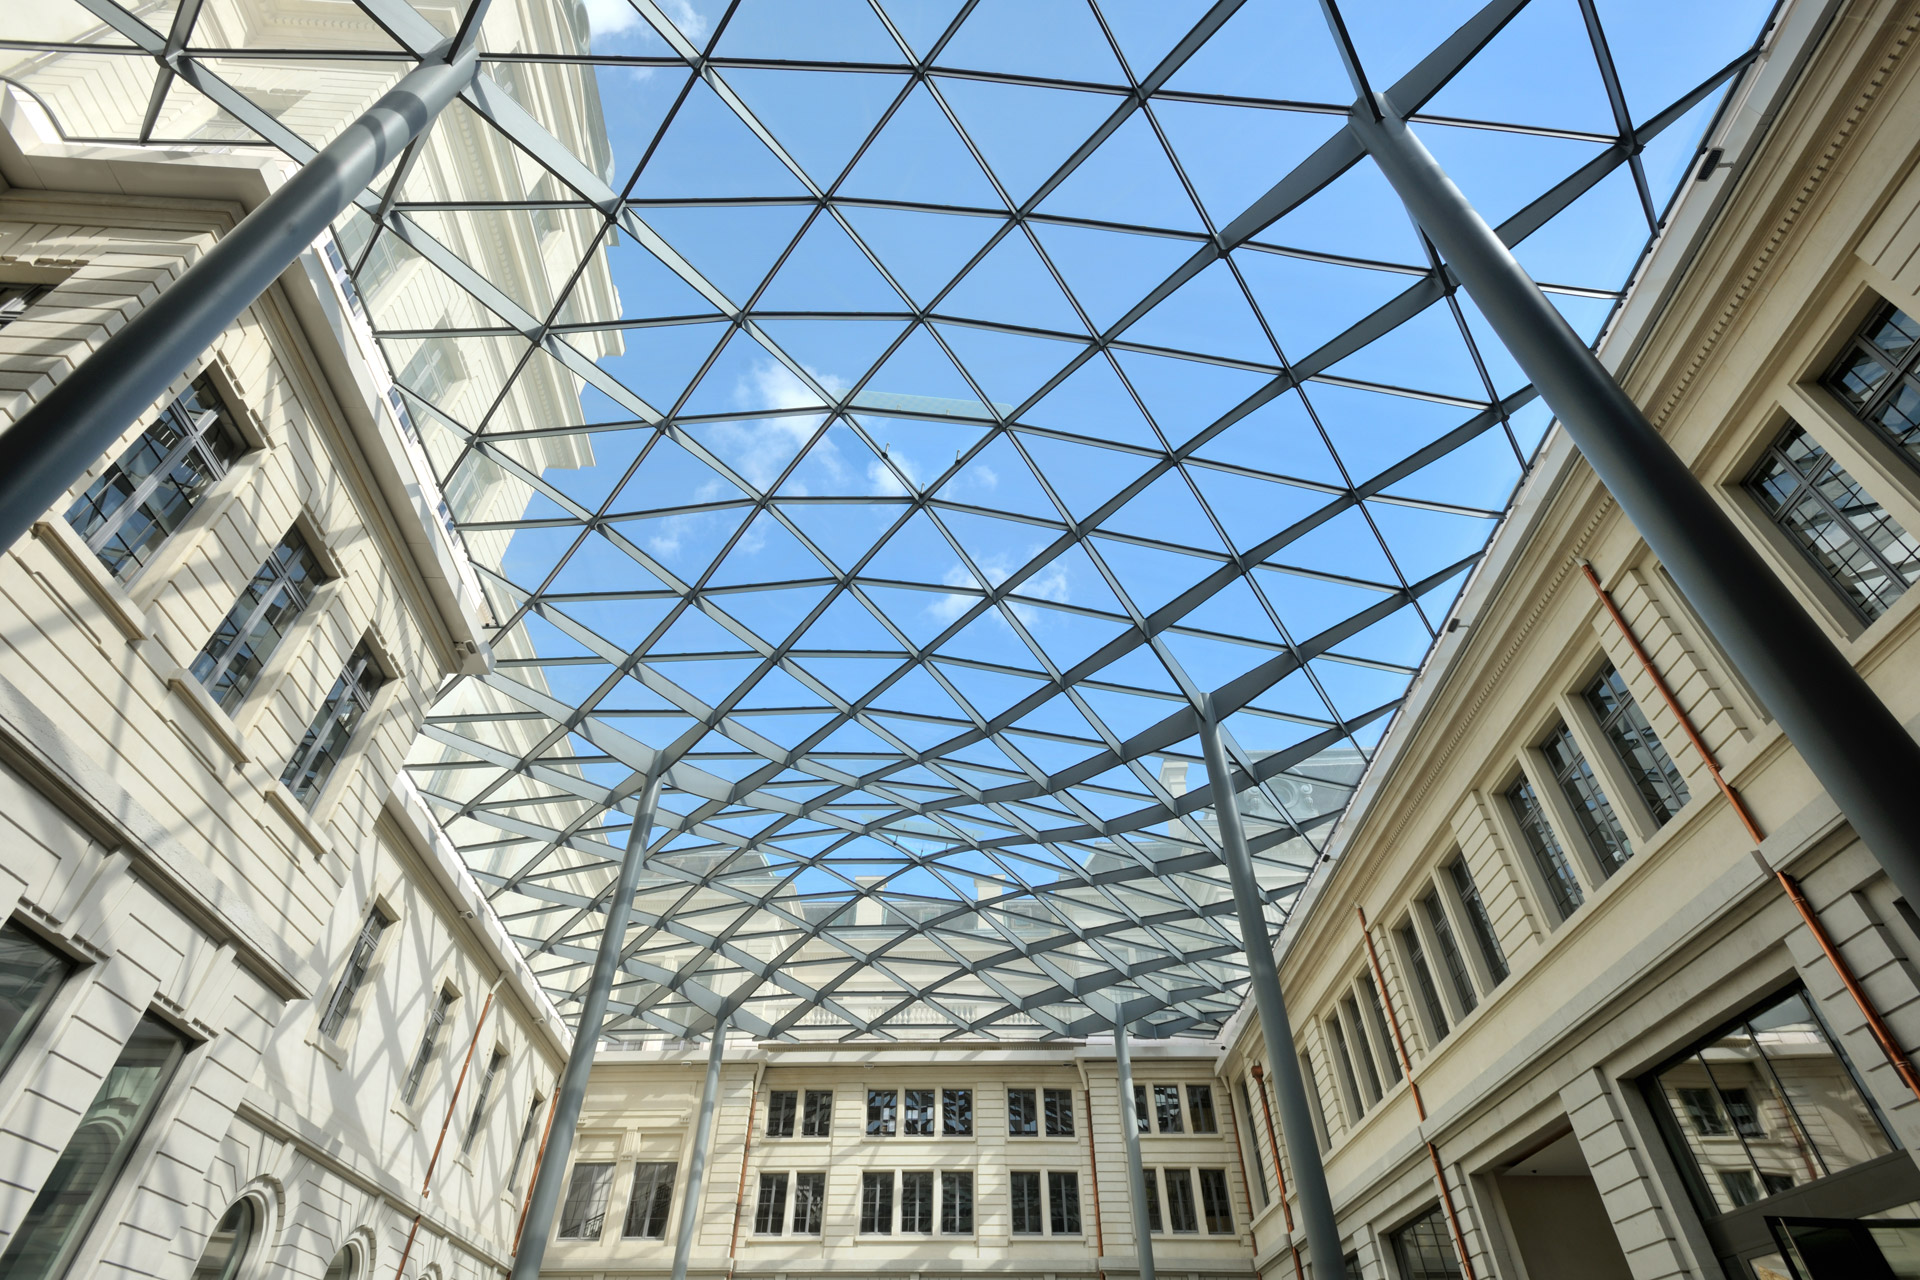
189 1199 256 1280
321 1243 360 1280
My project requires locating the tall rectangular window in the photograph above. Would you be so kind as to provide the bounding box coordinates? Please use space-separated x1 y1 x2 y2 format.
1443 861 1507 984
1235 1082 1268 1205
1328 1014 1364 1121
1007 1088 1038 1136
1144 1168 1165 1231
508 1094 545 1192
1043 1088 1074 1136
1420 894 1478 1018
318 905 389 1039
941 1170 973 1233
859 1171 893 1233
802 1089 832 1136
1542 723 1633 876
1153 1084 1184 1133
1828 303 1920 464
1399 922 1450 1041
1047 1171 1081 1234
1010 1171 1043 1234
1343 998 1384 1104
1187 1084 1218 1133
792 1172 825 1235
1198 1168 1234 1234
1133 1083 1150 1133
1505 779 1585 919
1164 1168 1199 1233
281 641 383 808
0 1015 185 1278
1360 976 1402 1083
624 1162 676 1239
903 1088 935 1135
1301 1052 1331 1153
401 986 456 1105
943 1087 972 1136
192 527 327 711
754 1173 789 1235
558 1162 614 1239
766 1089 797 1137
866 1088 896 1136
1748 423 1920 621
65 374 246 582
1391 1205 1462 1279
0 921 71 1078
1585 665 1691 825
900 1170 934 1233
463 1049 506 1153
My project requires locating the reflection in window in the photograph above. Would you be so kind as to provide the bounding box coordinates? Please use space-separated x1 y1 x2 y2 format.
1154 1084 1184 1133
1506 778 1585 919
943 1088 972 1136
1445 861 1508 985
1133 1084 1150 1133
1043 1088 1074 1136
559 1162 613 1239
766 1090 797 1137
867 1088 896 1136
904 1088 935 1136
1391 1204 1463 1279
0 921 71 1078
1541 723 1633 876
860 1171 893 1233
189 1199 256 1280
802 1089 832 1136
1008 1088 1037 1136
754 1173 788 1235
1827 302 1920 463
192 527 327 712
282 641 383 808
1198 1168 1233 1234
793 1172 825 1235
1164 1168 1198 1233
1646 987 1892 1221
1400 922 1450 1041
1187 1084 1218 1133
1748 423 1920 621
1585 665 1690 825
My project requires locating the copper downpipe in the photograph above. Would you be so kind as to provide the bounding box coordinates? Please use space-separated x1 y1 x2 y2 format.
513 1088 559 1253
1248 1065 1306 1280
395 987 497 1279
1082 1087 1106 1280
1580 561 1920 1103
729 1081 760 1262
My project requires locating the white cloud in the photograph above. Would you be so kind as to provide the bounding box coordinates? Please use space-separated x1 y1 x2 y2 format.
927 552 1072 627
579 0 643 37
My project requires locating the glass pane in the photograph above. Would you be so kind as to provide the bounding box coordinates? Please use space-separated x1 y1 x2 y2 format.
0 922 70 1077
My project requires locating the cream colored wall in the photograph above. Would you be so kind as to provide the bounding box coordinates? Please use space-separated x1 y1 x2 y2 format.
1226 2 1920 1278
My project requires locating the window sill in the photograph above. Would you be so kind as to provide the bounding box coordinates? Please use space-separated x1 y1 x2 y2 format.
30 517 148 644
167 665 251 765
264 778 332 859
305 1027 349 1069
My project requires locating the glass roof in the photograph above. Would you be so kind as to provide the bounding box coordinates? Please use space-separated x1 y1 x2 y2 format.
7 0 1775 1041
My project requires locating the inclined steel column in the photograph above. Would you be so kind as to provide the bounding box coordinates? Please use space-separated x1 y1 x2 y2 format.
1198 704 1342 1273
672 1021 730 1280
0 49 477 555
510 773 665 1280
1349 102 1920 915
1112 1021 1156 1280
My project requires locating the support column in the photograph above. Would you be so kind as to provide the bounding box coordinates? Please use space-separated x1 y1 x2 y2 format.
1198 704 1342 1274
0 48 478 555
1112 1021 1156 1280
672 1021 730 1280
510 773 665 1280
1348 101 1920 917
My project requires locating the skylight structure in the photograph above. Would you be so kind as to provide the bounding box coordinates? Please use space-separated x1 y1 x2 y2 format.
5 0 1777 1041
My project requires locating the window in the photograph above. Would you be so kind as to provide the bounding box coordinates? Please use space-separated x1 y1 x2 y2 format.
0 1016 184 1278
1747 423 1920 621
767 1090 797 1137
1133 1083 1150 1133
1198 1168 1234 1234
901 1170 934 1233
904 1088 935 1135
401 986 456 1105
1400 922 1450 1041
793 1172 825 1235
189 1198 257 1280
321 1243 361 1280
1391 1204 1463 1279
1144 1168 1165 1231
1444 860 1507 984
1360 976 1402 1083
1008 1087 1038 1136
1542 723 1633 876
1164 1168 1199 1233
943 1087 972 1136
318 905 389 1039
509 1094 545 1191
1827 302 1920 463
1585 665 1690 825
1043 1088 1074 1136
1047 1171 1081 1234
1645 986 1894 1222
1187 1084 1218 1133
859 1171 893 1233
1236 1082 1268 1205
1505 777 1584 919
0 920 72 1078
1341 997 1383 1105
281 641 383 808
0 282 50 328
941 1170 973 1233
192 527 327 712
1153 1084 1184 1133
867 1088 896 1136
462 1048 506 1153
802 1088 833 1136
1301 1052 1331 1153
1010 1171 1043 1234
1328 1014 1363 1121
755 1173 788 1235
64 373 246 583
623 1161 676 1239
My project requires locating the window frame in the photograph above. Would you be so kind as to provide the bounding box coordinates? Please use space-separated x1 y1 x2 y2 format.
792 1170 826 1235
802 1088 833 1137
399 984 458 1107
1581 663 1691 829
557 1160 615 1241
280 638 385 810
317 903 392 1041
191 525 329 713
623 1160 677 1240
754 1171 789 1236
766 1089 797 1138
1538 719 1636 879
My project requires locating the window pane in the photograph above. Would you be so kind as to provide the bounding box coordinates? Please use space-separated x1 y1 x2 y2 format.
462 1049 505 1152
192 528 326 711
1585 665 1690 825
1145 1168 1164 1232
1008 1088 1037 1136
1133 1084 1149 1133
1748 425 1920 621
1827 303 1920 464
904 1088 935 1136
1198 1168 1233 1233
1506 779 1585 918
401 987 456 1105
860 1171 893 1233
1153 1084 1183 1133
624 1162 677 1239
559 1162 614 1239
318 906 389 1039
1361 977 1402 1083
755 1173 789 1235
1400 922 1450 1041
1328 1015 1364 1121
1542 724 1633 875
1010 1171 1042 1234
901 1171 934 1233
803 1089 832 1136
0 1016 184 1279
281 642 383 808
509 1095 546 1192
1342 998 1383 1104
1044 1088 1074 1136
189 1198 255 1280
1187 1085 1218 1133
943 1088 972 1136
0 921 71 1078
1444 862 1507 984
767 1090 796 1137
1391 1205 1462 1280
793 1172 825 1235
867 1088 896 1136
1047 1171 1080 1234
942 1171 973 1233
1164 1168 1198 1233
